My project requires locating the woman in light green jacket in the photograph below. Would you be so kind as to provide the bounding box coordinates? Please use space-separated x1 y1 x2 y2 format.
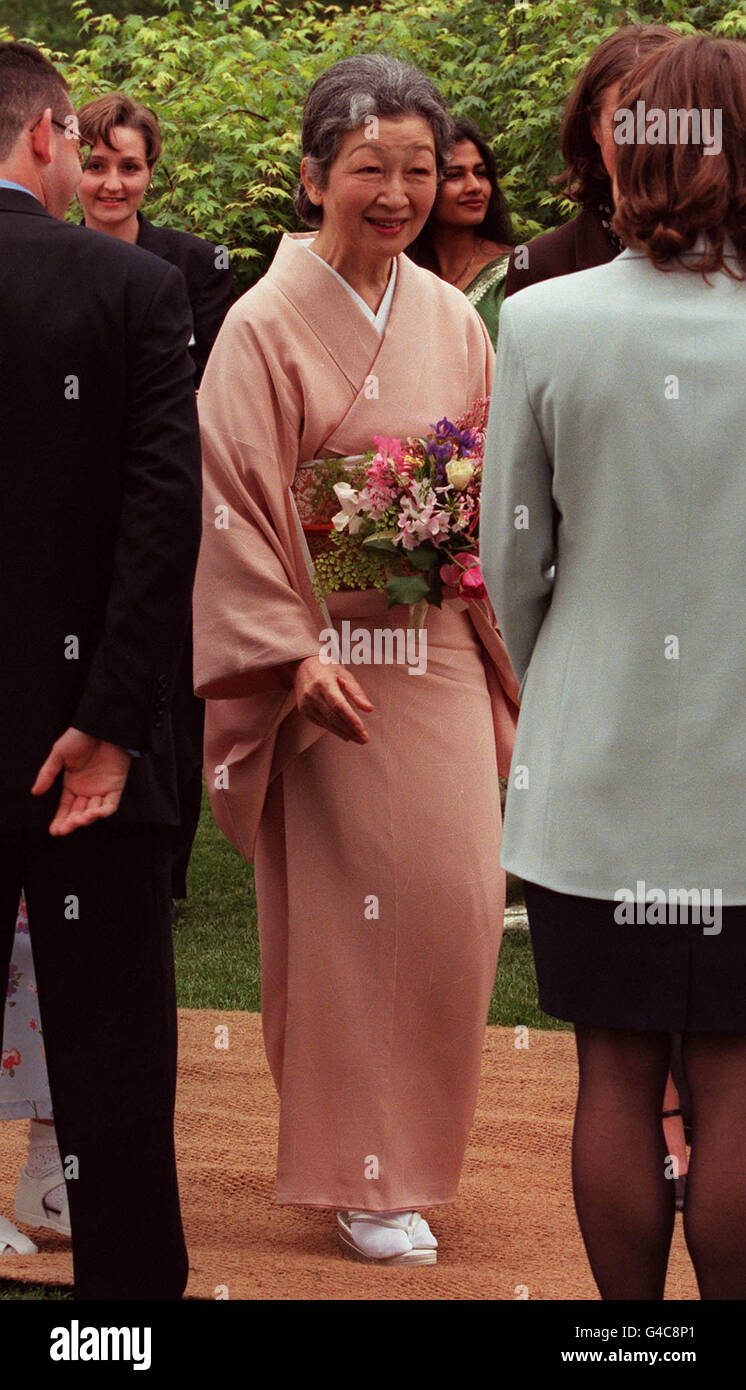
482 33 746 1302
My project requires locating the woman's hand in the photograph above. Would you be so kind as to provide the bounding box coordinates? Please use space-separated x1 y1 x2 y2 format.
294 655 373 743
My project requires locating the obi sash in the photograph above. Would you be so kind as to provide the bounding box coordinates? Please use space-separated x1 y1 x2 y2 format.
290 454 368 535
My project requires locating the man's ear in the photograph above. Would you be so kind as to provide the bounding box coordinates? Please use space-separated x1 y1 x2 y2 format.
299 155 324 207
28 107 54 166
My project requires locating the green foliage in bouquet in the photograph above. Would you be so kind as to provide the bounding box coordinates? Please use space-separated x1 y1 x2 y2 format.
361 534 444 609
311 528 442 607
1 0 741 291
312 532 388 599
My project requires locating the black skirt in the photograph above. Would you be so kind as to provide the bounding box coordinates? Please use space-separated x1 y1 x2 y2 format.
524 879 746 1033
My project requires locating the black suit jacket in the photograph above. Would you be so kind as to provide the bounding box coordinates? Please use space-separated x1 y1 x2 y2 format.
504 204 618 298
0 188 202 829
136 212 235 385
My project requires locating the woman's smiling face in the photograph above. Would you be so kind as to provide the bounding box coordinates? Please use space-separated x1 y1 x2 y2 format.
301 114 438 259
433 140 492 228
77 125 151 228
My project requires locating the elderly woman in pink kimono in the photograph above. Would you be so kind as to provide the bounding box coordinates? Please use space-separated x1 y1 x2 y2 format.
193 54 519 1264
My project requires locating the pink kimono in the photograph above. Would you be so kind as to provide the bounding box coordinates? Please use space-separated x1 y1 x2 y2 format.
193 233 519 1209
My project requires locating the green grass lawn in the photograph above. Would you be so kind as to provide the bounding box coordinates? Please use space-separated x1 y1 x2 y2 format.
0 783 565 1300
172 787 260 1009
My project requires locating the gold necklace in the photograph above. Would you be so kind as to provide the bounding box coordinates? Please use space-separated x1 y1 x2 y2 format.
447 244 477 284
446 240 482 287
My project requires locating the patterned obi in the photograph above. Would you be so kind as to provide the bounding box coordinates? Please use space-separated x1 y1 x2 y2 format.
290 454 368 560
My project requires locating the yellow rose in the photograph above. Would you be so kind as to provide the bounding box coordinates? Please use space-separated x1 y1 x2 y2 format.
445 459 474 491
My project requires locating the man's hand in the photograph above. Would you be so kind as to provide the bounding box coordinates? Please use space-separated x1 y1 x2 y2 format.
31 728 132 837
294 656 373 743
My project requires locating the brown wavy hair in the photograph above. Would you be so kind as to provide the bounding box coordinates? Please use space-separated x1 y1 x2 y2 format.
77 92 162 168
613 35 746 278
559 24 678 207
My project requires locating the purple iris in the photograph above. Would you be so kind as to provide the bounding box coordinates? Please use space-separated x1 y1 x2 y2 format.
428 418 480 483
428 439 455 482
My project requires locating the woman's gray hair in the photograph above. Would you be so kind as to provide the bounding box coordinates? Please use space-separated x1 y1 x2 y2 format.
294 53 455 227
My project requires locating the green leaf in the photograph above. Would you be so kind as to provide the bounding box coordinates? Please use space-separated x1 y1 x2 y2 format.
386 574 430 607
404 542 438 572
362 536 400 555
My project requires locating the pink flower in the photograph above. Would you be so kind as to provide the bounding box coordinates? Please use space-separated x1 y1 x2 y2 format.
455 397 490 432
2 1048 21 1070
439 552 486 600
372 436 405 465
366 454 392 484
396 488 451 549
459 563 486 600
439 561 461 588
359 481 395 520
29 1019 39 1031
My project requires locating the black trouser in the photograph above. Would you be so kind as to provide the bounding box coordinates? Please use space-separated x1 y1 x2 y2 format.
0 821 188 1299
169 622 205 900
170 760 203 900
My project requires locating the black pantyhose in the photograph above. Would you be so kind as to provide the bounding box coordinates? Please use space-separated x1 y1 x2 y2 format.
572 1025 676 1300
572 1024 746 1300
680 1032 746 1299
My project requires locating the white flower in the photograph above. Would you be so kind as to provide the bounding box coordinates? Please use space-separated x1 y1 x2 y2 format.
331 481 361 532
446 459 474 491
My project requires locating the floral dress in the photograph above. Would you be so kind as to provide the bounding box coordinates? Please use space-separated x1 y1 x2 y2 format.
0 894 52 1120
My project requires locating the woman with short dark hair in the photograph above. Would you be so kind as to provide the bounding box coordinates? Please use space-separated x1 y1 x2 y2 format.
76 92 234 387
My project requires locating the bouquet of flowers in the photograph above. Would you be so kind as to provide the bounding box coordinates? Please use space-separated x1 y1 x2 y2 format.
307 398 490 612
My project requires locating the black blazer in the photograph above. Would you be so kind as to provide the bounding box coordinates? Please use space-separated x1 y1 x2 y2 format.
504 204 619 298
136 212 235 385
0 188 202 829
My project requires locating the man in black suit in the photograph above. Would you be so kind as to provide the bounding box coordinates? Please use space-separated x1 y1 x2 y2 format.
0 41 201 1298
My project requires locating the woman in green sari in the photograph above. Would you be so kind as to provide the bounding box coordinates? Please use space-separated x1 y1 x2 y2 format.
407 118 516 346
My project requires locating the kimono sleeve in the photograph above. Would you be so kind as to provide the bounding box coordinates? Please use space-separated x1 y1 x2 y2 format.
193 300 323 700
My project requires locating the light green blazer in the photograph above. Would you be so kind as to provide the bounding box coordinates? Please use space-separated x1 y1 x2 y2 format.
481 244 746 902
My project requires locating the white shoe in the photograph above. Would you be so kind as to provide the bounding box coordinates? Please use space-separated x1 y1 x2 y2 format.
0 1214 37 1254
14 1165 70 1236
410 1213 438 1249
337 1209 437 1265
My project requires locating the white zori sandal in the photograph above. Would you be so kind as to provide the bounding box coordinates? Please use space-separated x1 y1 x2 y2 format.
14 1167 70 1236
337 1210 438 1265
14 1124 71 1237
0 1214 38 1255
